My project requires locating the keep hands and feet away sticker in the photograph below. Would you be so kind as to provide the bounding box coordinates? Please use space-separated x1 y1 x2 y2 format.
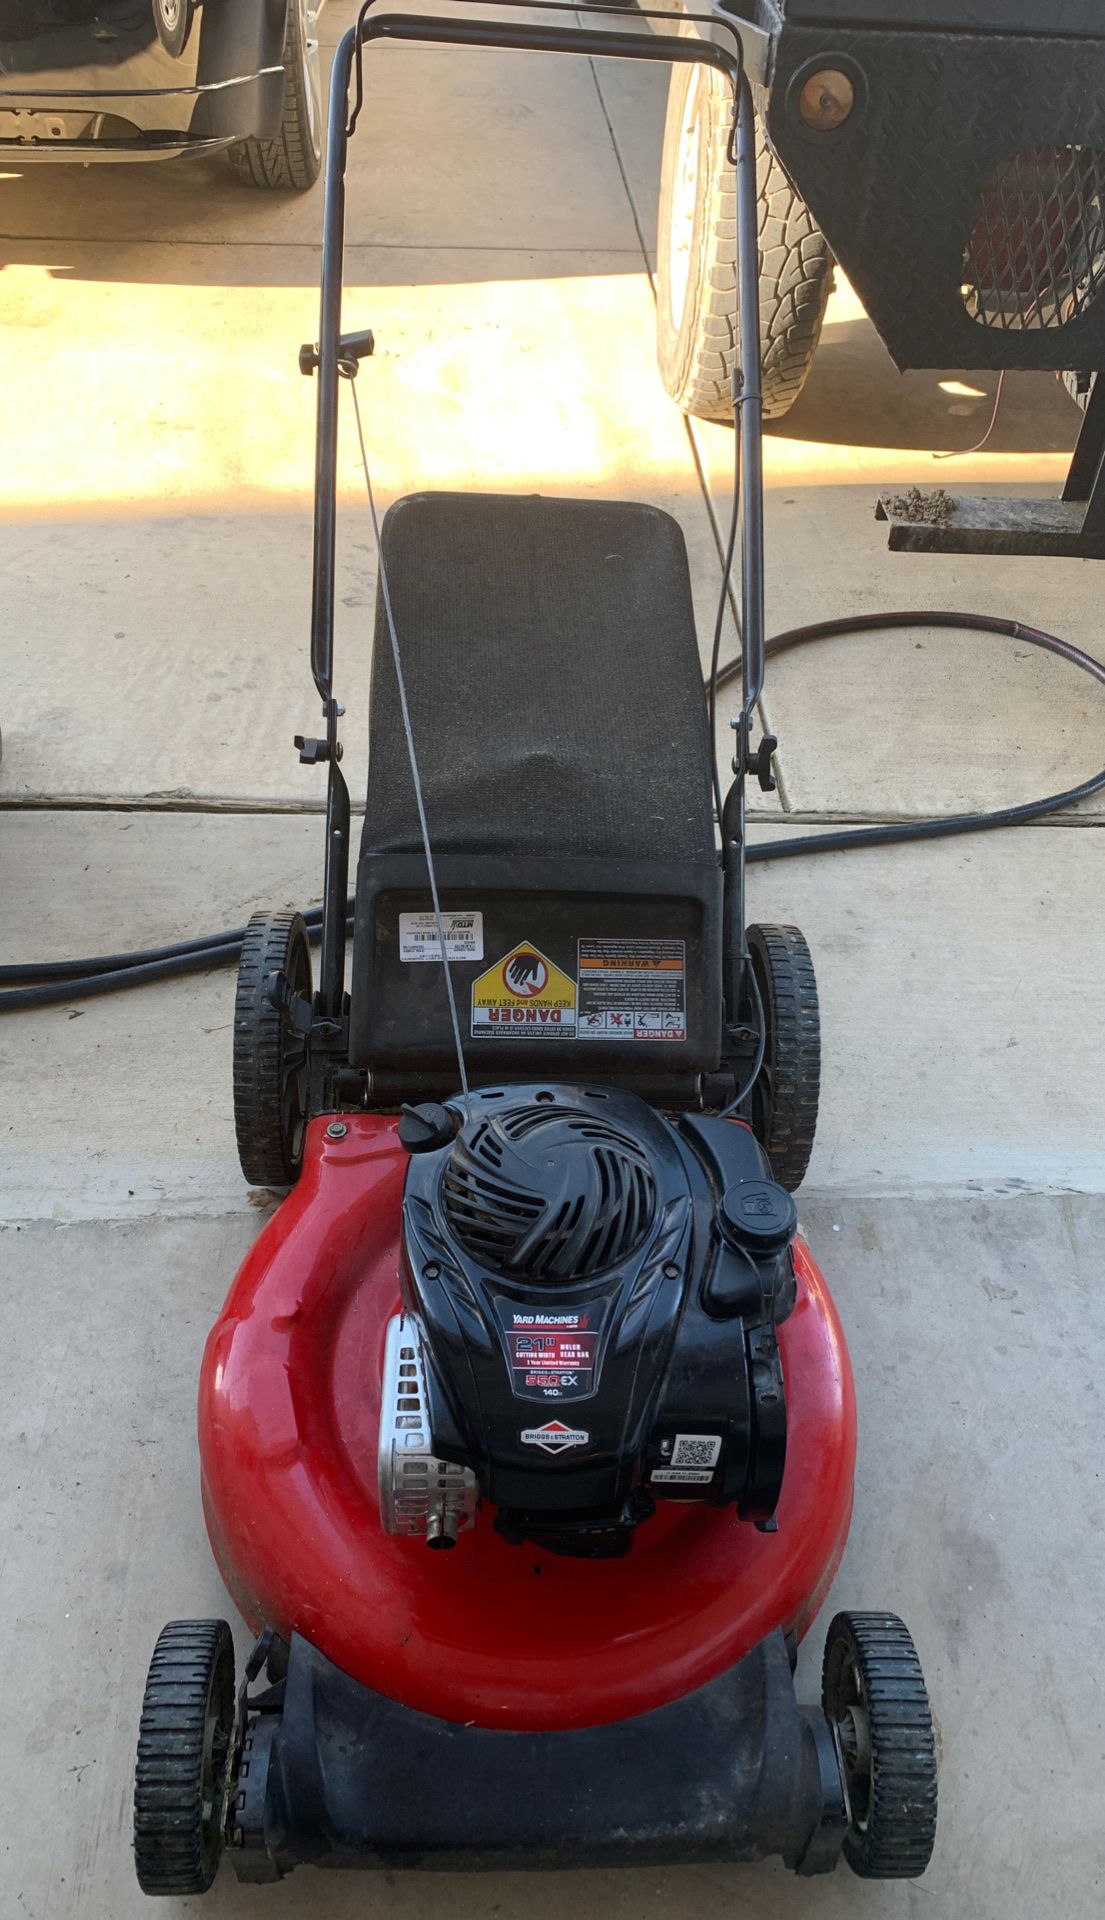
471 939 577 1039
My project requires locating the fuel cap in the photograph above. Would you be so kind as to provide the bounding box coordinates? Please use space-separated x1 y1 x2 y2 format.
718 1179 797 1254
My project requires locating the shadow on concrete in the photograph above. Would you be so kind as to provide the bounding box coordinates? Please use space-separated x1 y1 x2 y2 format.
776 317 1079 459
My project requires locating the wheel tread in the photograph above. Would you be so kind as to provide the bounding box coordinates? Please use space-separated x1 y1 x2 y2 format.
656 68 833 422
228 0 321 191
822 1610 938 1881
745 925 820 1190
233 909 311 1188
133 1620 235 1896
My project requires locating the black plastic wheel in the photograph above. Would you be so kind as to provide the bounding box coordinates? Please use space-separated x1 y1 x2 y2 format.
744 924 820 1192
228 0 323 191
134 1619 236 1896
822 1611 938 1880
233 909 312 1188
152 0 193 59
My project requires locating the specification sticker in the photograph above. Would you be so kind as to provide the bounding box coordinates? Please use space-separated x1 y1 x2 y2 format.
576 938 686 1043
399 910 483 963
494 1302 606 1401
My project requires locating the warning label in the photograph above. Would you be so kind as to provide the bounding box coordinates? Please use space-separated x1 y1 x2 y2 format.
576 938 687 1043
472 939 576 1039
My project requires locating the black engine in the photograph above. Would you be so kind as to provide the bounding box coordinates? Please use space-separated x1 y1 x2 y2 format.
382 1085 798 1559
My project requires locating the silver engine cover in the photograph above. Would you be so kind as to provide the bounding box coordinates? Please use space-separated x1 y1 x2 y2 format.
378 1313 479 1545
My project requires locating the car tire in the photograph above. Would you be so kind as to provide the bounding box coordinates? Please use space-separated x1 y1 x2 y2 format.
656 61 834 422
153 0 194 60
228 0 323 192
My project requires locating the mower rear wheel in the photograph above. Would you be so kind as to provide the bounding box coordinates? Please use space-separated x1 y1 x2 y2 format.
822 1611 938 1879
134 1619 236 1896
745 924 820 1191
233 909 312 1189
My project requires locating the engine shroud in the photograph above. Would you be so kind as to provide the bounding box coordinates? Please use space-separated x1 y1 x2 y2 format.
397 1085 797 1557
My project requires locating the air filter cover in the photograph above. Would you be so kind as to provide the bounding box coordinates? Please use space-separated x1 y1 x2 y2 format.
441 1103 657 1281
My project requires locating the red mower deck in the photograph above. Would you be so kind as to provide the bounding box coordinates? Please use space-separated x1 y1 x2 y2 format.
199 1115 856 1732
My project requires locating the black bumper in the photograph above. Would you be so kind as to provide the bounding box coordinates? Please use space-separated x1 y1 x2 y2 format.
230 1630 850 1881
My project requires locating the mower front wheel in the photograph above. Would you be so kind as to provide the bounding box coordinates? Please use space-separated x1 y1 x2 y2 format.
134 1619 236 1896
233 909 313 1189
822 1611 938 1879
744 923 820 1191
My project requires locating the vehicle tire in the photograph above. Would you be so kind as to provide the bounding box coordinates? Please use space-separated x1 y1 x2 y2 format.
822 1611 938 1880
152 0 194 60
228 0 323 192
233 909 312 1188
656 61 834 422
134 1620 236 1896
744 924 820 1191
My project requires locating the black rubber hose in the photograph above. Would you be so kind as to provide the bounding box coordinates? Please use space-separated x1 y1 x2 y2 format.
2 610 1103 1013
728 610 1105 858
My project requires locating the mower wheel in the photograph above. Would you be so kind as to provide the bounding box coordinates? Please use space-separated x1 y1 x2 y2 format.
134 1619 236 1896
233 909 313 1189
822 1611 938 1880
656 61 834 423
228 0 323 191
745 924 820 1192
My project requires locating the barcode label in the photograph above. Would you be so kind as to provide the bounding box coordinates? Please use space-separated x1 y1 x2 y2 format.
671 1434 722 1469
399 911 484 963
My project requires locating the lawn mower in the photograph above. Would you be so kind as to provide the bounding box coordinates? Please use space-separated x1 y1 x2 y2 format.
132 2 938 1894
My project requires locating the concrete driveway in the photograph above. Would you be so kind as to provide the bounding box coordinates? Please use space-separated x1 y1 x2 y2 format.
1 5 1102 1916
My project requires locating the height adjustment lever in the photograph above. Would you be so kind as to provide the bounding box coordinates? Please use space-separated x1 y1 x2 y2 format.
294 734 343 765
746 734 778 792
732 717 778 792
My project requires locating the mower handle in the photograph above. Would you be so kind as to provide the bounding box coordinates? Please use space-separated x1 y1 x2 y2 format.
309 4 766 1019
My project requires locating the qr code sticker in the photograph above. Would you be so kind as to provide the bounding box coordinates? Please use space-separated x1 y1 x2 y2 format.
671 1433 722 1470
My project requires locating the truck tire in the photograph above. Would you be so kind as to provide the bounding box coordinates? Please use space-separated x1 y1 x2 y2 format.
656 61 834 423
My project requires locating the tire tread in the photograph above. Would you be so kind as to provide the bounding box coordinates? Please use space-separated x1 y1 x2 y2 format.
134 1620 235 1897
657 67 834 422
228 1 321 191
823 1610 938 1881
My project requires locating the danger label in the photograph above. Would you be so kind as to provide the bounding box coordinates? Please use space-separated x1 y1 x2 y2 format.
577 938 686 1043
472 939 576 1039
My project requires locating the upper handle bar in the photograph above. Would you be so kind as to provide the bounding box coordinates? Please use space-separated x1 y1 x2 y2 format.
350 1 768 136
314 4 763 716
